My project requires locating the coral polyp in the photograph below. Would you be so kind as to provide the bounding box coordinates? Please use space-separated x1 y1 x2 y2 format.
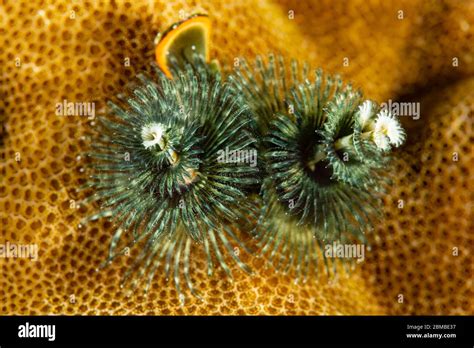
230 55 406 280
83 59 259 300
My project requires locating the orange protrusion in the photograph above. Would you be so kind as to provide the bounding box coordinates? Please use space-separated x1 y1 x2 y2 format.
155 15 211 79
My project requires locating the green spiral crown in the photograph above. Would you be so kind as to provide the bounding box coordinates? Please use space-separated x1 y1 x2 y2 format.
83 59 259 301
230 54 406 281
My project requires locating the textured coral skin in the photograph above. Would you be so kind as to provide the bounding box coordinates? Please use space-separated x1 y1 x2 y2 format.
0 0 472 315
